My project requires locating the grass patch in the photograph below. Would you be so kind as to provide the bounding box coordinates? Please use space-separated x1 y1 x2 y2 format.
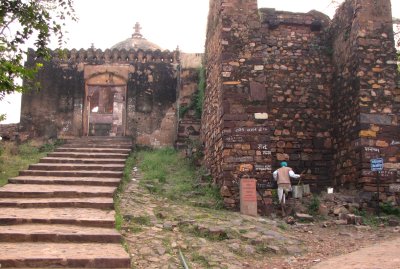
135 147 223 208
114 152 136 231
353 209 384 227
129 215 152 226
277 223 288 231
128 224 144 234
0 140 61 187
191 251 210 267
178 222 229 241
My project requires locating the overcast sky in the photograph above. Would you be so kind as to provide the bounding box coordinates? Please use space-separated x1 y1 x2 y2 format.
1 0 400 123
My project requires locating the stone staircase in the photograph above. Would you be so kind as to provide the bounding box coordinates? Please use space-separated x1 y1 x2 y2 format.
0 137 132 268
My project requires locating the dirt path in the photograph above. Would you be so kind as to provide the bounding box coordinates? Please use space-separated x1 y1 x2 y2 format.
263 223 400 269
120 168 400 269
310 237 400 269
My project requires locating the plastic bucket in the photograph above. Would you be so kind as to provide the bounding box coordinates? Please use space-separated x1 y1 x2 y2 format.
292 185 303 198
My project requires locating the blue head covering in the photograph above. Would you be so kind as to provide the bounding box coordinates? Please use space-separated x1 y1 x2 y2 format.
280 161 288 167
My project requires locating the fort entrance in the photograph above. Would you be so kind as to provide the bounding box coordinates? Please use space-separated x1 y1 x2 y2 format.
83 74 127 137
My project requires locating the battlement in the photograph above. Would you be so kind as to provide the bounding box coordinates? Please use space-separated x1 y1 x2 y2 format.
28 48 179 65
259 8 331 31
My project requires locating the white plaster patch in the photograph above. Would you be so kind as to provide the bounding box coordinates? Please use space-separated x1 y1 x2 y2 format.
254 113 268 120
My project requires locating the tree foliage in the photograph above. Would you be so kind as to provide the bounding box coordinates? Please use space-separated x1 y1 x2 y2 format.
0 0 77 98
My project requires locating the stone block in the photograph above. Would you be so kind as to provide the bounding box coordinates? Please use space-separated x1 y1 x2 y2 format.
318 204 329 216
254 113 268 119
360 113 393 125
240 178 257 217
250 81 266 101
359 130 377 137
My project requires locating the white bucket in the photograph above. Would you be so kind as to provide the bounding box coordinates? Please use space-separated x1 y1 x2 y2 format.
302 184 311 195
327 187 334 194
292 185 303 198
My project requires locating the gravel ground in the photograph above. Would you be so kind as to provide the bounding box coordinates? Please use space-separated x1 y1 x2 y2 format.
120 171 400 269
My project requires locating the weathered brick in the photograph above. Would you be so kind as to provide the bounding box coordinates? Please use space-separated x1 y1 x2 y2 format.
203 0 399 209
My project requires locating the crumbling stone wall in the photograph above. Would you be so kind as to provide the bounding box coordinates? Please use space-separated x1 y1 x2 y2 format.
22 50 84 138
176 53 203 150
21 48 179 147
0 124 19 140
330 0 399 203
202 0 269 209
260 9 334 187
204 0 399 209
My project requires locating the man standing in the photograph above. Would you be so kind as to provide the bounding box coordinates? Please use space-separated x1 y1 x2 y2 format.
272 162 301 205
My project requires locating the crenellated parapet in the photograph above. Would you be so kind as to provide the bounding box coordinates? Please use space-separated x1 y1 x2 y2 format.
27 48 180 65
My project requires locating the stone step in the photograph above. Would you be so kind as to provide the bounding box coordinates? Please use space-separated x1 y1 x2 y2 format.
55 147 131 154
0 197 114 209
19 170 123 178
0 224 121 243
69 136 132 141
39 157 126 164
0 184 116 198
9 176 120 186
0 242 130 268
28 163 125 172
48 152 129 159
62 143 132 149
0 208 115 228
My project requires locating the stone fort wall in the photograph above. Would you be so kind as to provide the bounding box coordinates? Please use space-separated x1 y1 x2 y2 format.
203 0 399 209
21 48 180 147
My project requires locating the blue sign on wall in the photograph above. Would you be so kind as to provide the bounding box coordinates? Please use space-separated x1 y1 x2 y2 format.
370 158 384 171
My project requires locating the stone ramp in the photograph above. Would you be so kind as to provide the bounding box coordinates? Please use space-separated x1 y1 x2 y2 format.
0 137 132 268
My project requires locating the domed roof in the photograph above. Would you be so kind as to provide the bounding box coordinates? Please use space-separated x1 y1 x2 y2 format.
111 22 162 51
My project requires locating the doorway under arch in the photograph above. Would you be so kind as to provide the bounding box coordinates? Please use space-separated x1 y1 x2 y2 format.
83 72 127 136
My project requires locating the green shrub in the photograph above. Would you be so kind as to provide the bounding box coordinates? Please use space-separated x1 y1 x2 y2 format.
194 66 205 119
308 195 320 215
380 203 400 217
178 66 205 120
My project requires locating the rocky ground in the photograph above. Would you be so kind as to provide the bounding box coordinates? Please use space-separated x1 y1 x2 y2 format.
119 168 400 269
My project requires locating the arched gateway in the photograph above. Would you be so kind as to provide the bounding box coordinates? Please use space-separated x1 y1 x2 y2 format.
20 23 202 148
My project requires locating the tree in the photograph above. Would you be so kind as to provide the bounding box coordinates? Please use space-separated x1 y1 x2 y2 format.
0 0 77 100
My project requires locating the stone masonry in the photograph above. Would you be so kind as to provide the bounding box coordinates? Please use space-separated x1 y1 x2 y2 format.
0 137 132 267
330 0 399 205
21 48 179 147
202 0 399 209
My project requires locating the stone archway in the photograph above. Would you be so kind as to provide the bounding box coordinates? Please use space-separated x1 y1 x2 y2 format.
83 71 127 136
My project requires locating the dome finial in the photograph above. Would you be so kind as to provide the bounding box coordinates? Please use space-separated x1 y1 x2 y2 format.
132 22 143 38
